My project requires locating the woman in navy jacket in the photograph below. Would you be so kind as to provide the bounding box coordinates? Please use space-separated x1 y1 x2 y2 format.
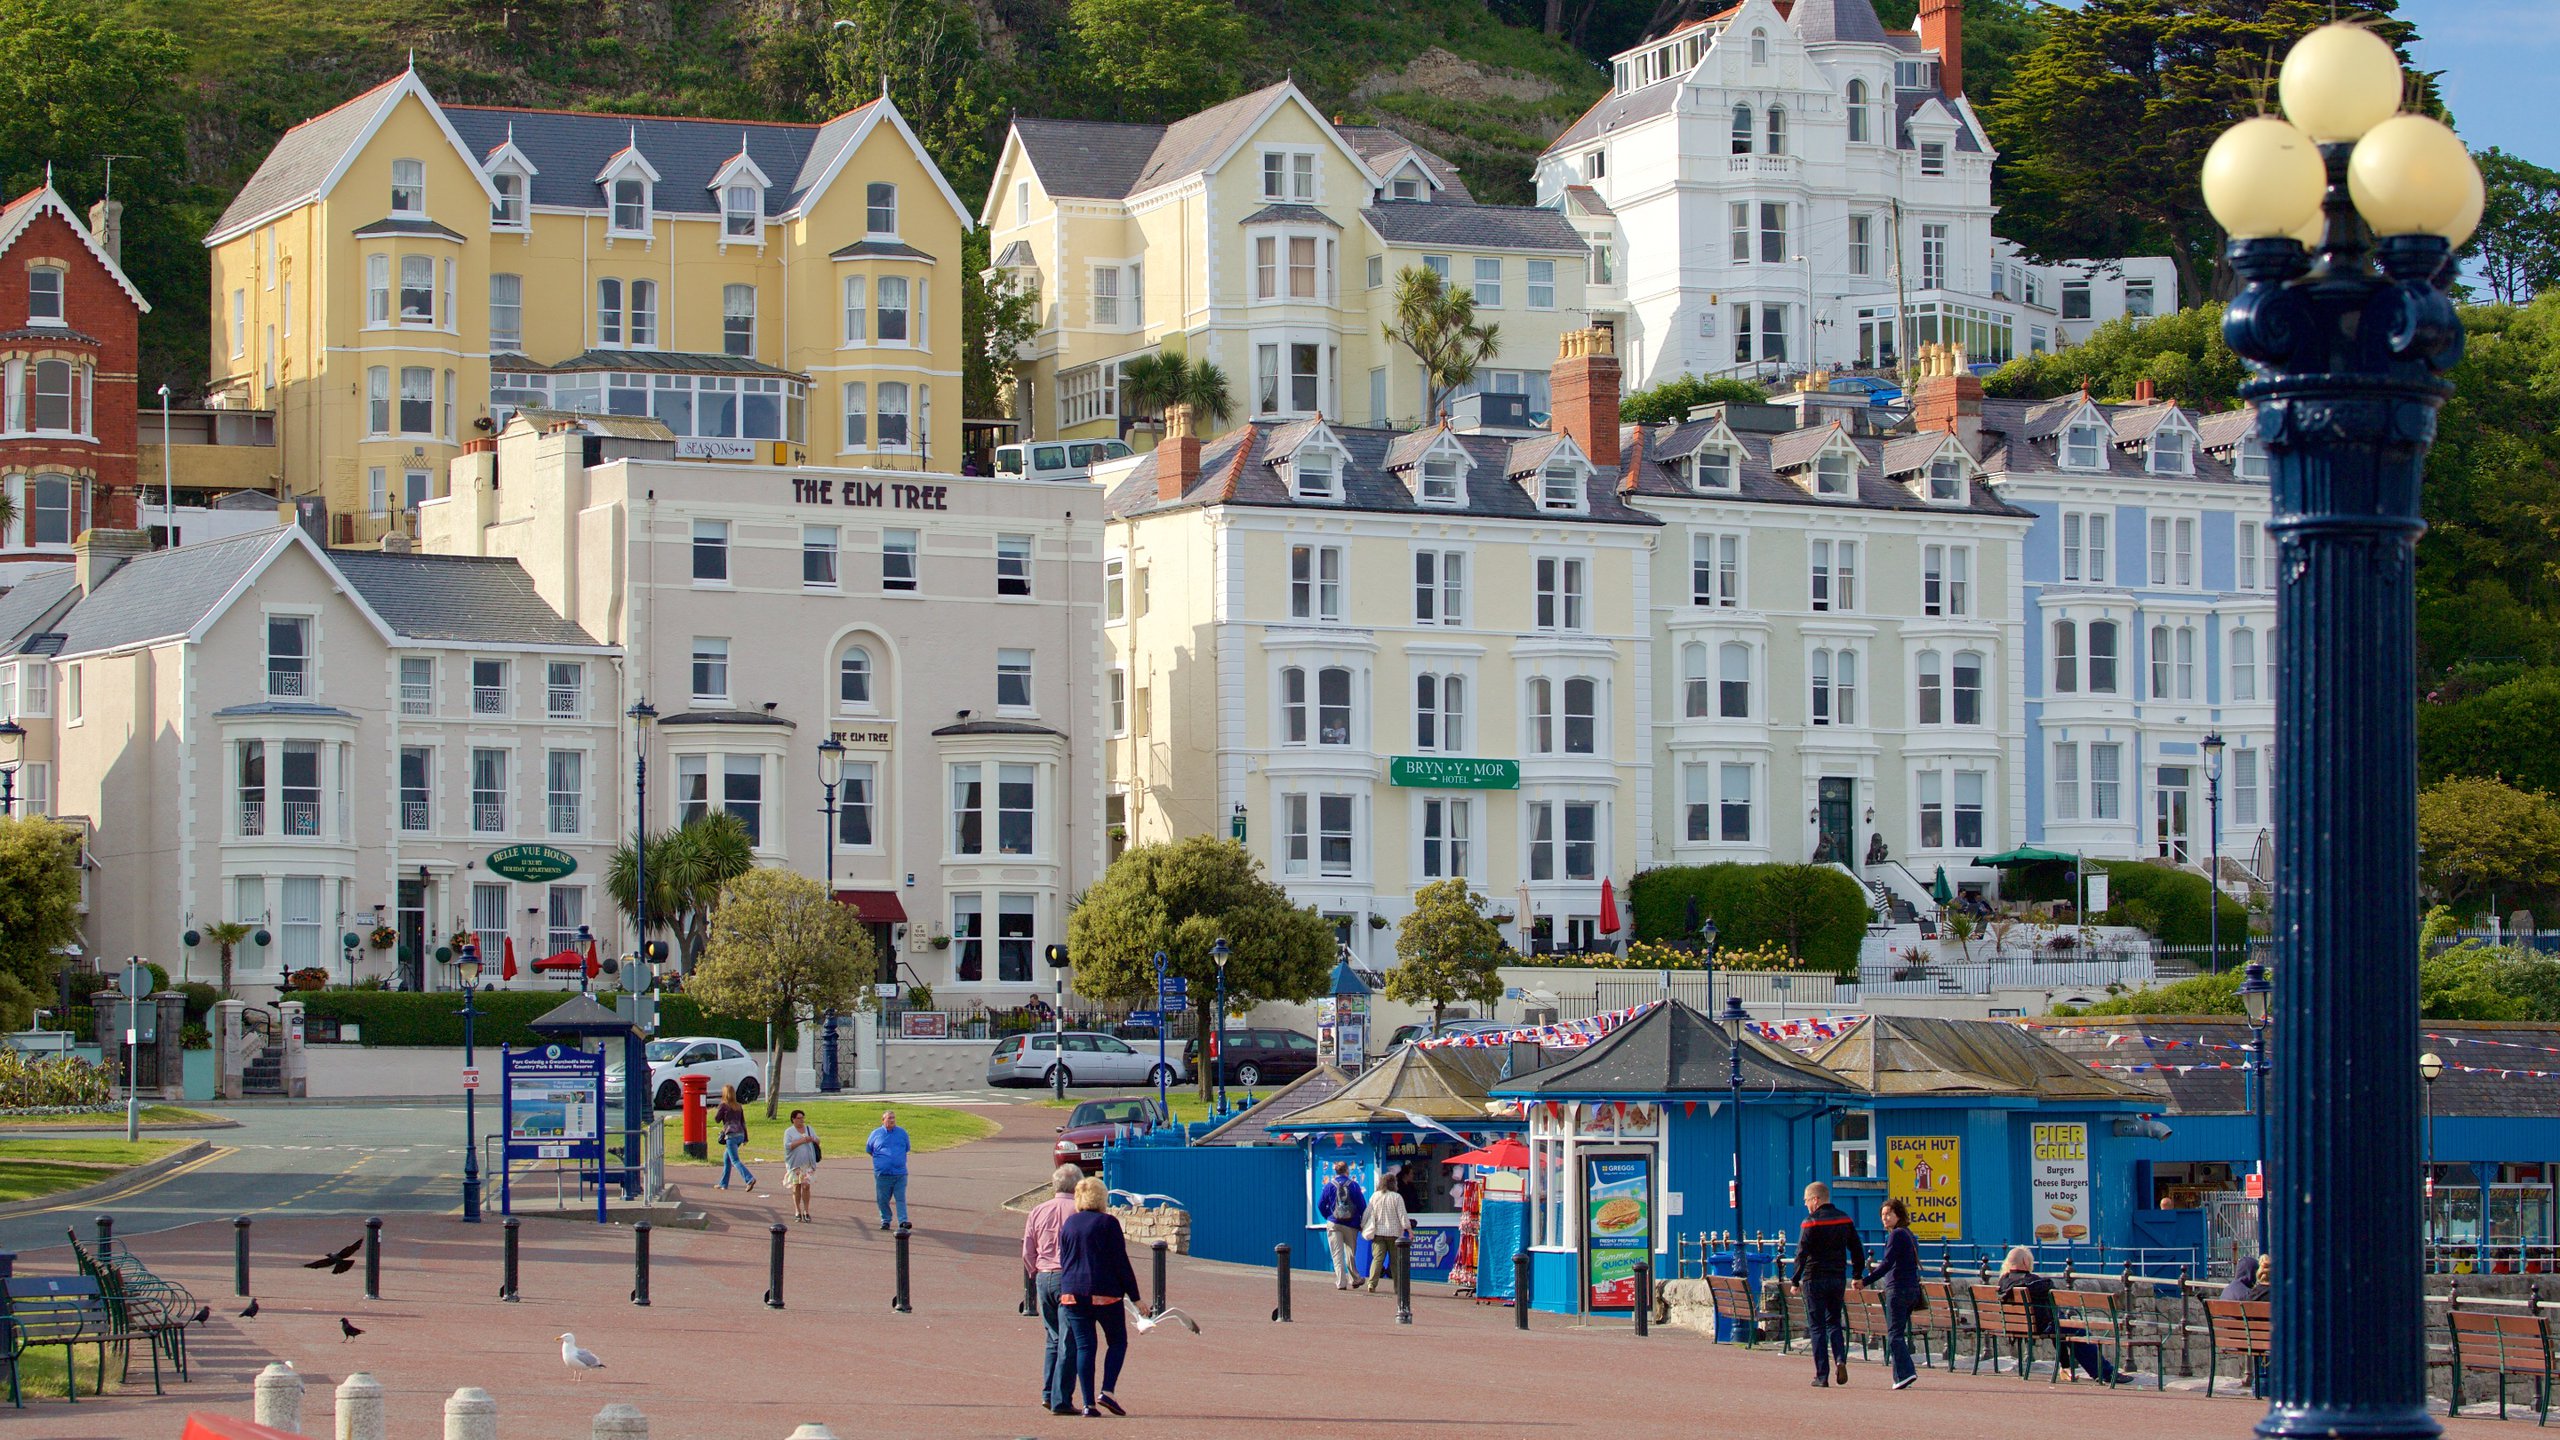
1057 1175 1143 1416
1863 1196 1924 1389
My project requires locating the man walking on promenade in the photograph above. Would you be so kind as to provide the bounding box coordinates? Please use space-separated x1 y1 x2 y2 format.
1317 1161 1366 1290
1023 1162 1083 1414
867 1108 913 1231
1792 1180 1866 1387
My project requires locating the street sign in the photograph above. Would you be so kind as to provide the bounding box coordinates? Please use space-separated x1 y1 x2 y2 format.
1160 997 1190 1014
1159 976 1189 998
1129 1010 1162 1026
2246 1169 2264 1200
462 1068 481 1091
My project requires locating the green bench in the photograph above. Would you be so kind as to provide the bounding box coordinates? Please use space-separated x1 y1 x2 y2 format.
2450 1308 2556 1423
4 1274 160 1406
66 1231 198 1384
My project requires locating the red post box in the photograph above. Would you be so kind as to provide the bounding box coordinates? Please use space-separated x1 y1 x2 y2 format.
680 1073 711 1160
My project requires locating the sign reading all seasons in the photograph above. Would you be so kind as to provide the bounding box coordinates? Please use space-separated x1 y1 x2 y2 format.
1886 1135 1963 1241
1388 757 1521 789
485 844 579 884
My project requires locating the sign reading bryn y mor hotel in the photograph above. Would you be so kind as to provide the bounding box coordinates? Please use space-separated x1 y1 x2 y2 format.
1388 757 1522 789
485 844 579 883
790 477 953 510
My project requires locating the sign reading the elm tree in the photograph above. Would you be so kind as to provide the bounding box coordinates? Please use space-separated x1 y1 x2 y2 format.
1388 757 1521 790
485 844 579 884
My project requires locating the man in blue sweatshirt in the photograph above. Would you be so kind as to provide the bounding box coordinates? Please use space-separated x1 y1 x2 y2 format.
866 1109 913 1230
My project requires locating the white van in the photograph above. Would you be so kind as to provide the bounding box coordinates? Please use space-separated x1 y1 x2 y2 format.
995 438 1133 482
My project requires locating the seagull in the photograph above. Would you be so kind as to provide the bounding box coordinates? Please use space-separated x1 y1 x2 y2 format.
560 1333 606 1371
1107 1189 1186 1210
339 1318 364 1341
1131 1305 1200 1335
1368 1106 1474 1147
304 1239 364 1274
190 1305 212 1323
238 1298 260 1319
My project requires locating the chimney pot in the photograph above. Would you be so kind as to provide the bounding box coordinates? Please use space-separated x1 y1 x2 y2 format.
1157 403 1201 501
87 197 123 266
1549 326 1622 469
1910 342 1984 454
2134 377 2157 404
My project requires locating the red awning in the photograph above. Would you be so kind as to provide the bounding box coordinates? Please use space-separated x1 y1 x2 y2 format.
530 949 589 973
834 889 907 923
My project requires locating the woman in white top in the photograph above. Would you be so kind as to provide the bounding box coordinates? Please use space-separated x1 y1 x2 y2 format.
1361 1165 1413 1292
782 1110 821 1221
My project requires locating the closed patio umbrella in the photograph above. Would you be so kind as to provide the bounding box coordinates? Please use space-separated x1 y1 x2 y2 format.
1931 866 1954 906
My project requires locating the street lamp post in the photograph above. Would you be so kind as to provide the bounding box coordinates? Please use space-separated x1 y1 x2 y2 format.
1151 950 1170 1112
2240 961 2272 1252
1212 938 1231 1115
0 716 23 815
817 736 846 1095
1720 993 1751 1239
2202 28 2479 1438
628 699 656 962
1045 943 1071 1101
1701 915 1721 1011
458 952 486 1222
2202 732 2226 969
2419 1052 2443 1271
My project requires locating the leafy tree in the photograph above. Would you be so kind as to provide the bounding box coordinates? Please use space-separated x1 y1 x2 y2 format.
688 868 874 1117
2416 776 2560 918
1119 352 1234 431
2419 943 2533 1023
0 815 82 1029
1066 836 1333 1099
821 0 1003 202
2414 295 2560 671
1871 0 2051 111
1980 1 2424 306
963 228 1042 422
1624 863 1872 975
2423 670 2560 793
1385 878 1510 1030
607 812 756 970
1981 303 2247 409
1383 266 1501 421
2057 969 2243 1017
2468 149 2560 306
203 920 255 998
1067 0 1247 120
1621 373 1767 424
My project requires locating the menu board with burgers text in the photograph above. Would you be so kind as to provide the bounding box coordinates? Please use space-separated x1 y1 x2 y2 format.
1885 1135 1963 1241
2029 1121 2092 1246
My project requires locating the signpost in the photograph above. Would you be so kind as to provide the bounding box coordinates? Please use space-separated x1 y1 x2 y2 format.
500 1042 608 1221
118 959 152 1142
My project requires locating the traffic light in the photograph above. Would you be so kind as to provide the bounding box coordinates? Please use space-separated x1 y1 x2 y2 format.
1044 943 1069 968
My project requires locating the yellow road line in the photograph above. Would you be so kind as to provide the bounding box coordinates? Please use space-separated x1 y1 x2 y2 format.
34 1144 234 1213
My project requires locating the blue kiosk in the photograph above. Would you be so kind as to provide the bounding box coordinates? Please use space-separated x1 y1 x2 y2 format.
1268 1046 1521 1284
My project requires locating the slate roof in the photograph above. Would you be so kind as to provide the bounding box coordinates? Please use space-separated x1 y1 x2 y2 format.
1103 417 1663 527
1897 91 1985 153
1622 411 2029 519
1546 81 1681 154
1130 83 1295 193
1496 1001 1859 1098
352 216 467 241
0 565 80 655
531 349 805 380
828 238 936 262
1975 398 2260 488
47 528 290 659
1336 126 1476 203
328 551 603 648
1792 0 1891 44
660 709 795 727
1559 184 1616 219
213 74 406 236
2194 409 2257 454
991 240 1036 269
1239 203 1342 229
1362 202 1587 254
212 701 354 720
1273 1046 1511 1128
1197 1063 1356 1146
931 719 1065 738
2022 1019 2259 1116
1808 1015 2150 1102
1009 118 1166 200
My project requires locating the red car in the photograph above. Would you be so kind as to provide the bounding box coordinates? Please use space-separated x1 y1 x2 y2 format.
1053 1097 1169 1173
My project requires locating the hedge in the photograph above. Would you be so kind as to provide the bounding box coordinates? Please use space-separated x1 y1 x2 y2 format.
294 989 796 1051
2091 860 2249 956
1625 863 1871 975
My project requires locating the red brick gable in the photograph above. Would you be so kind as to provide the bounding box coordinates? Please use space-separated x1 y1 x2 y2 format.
0 199 146 551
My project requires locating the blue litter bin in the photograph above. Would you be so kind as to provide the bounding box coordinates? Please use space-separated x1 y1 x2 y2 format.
1708 1249 1739 1342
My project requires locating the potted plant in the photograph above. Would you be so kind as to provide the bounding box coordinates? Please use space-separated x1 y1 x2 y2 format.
288 967 330 992
368 924 398 950
905 983 935 1010
1367 913 1389 930
928 929 952 950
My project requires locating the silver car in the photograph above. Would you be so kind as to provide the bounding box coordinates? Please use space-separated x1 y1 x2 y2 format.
986 1030 1187 1089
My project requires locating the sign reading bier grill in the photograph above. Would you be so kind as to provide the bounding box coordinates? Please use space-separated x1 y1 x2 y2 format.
1388 757 1520 790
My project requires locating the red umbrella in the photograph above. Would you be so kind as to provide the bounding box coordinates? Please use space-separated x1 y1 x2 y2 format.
501 936 519 981
583 932 601 979
1598 876 1621 935
532 949 589 973
1443 1136 1530 1169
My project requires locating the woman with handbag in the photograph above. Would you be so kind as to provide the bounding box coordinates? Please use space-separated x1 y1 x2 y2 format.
782 1109 821 1221
714 1084 756 1192
1863 1197 1924 1389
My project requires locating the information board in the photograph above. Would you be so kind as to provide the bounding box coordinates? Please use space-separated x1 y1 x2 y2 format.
500 1042 608 1220
2028 1121 2091 1245
1582 1152 1653 1312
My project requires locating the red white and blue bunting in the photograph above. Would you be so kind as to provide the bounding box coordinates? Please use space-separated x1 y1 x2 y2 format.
1415 1001 1660 1050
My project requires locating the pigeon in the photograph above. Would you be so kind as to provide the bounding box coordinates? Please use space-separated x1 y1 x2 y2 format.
305 1239 364 1274
238 1298 260 1319
339 1318 364 1341
560 1333 606 1371
190 1306 212 1324
1132 1305 1200 1336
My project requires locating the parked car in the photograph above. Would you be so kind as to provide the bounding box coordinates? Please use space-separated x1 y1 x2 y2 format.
985 1030 1188 1089
1183 1027 1321 1088
1053 1096 1170 1172
1387 1018 1511 1049
605 1036 763 1110
1828 375 1905 407
995 438 1133 483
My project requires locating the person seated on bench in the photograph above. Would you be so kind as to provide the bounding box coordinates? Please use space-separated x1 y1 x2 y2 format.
2222 1255 2270 1303
1997 1248 2120 1383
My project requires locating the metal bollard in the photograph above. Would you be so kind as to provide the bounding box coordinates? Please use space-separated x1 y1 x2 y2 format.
235 1215 253 1296
1395 1238 1413 1325
500 1218 520 1302
1634 1262 1652 1337
764 1223 787 1309
632 1223 652 1306
364 1217 382 1301
95 1214 113 1252
1274 1244 1293 1322
1150 1240 1169 1318
1020 1267 1035 1317
1515 1251 1532 1329
891 1227 912 1313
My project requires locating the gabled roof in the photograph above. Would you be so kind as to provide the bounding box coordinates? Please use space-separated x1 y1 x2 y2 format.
1362 202 1588 254
2029 1018 2560 1121
1976 397 2260 488
1196 1063 1356 1146
1808 1015 2150 1103
327 551 605 648
2194 409 2256 453
1896 90 1985 154
46 528 302 658
0 565 80 654
1335 125 1475 203
1003 83 1370 205
210 70 501 243
1881 429 1966 478
1767 421 1851 472
1558 184 1616 219
1544 81 1681 155
1497 1001 1858 1098
1622 412 2031 518
1271 1046 1510 1128
1791 0 1891 44
0 185 149 310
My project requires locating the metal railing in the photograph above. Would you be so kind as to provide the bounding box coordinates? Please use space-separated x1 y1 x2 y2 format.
267 666 306 697
280 799 320 837
547 802 580 835
472 802 506 833
1855 957 2158 997
472 687 507 715
401 799 430 832
238 800 265 836
545 688 584 719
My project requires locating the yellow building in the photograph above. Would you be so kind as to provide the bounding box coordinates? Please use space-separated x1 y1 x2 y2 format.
984 83 1595 445
206 68 973 543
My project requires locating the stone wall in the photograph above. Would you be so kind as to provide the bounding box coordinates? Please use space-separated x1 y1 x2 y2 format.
1113 1204 1191 1255
881 1038 996 1092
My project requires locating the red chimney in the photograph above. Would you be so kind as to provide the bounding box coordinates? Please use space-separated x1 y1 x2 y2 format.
2133 377 2157 405
1550 327 1622 469
1157 403 1201 501
1910 342 1983 453
1918 0 1962 99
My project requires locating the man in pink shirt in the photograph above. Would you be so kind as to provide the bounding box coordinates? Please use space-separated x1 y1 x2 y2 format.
1024 1163 1084 1414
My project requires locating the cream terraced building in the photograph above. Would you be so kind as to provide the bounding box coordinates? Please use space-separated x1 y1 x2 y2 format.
985 82 1593 446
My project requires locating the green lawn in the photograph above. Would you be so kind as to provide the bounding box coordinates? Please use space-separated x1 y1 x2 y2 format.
0 1105 220 1130
1041 1092 1260 1128
0 1136 192 1166
5 1341 117 1399
0 1162 113 1205
671 1100 995 1170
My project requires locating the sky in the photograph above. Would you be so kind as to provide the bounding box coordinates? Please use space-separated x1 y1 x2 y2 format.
2399 0 2559 163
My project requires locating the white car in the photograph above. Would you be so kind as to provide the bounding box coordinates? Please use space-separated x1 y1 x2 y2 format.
607 1036 763 1110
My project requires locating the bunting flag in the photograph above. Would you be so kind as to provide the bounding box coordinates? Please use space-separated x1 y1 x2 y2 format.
2018 1020 2259 1057
2421 1032 2560 1057
1746 1015 1867 1051
1415 1001 1662 1051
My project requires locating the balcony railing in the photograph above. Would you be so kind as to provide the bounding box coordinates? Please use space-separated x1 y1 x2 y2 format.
400 689 432 715
268 667 307 698
400 799 430 832
546 688 584 719
238 800 264 836
472 688 507 715
548 802 580 835
280 799 320 837
472 802 505 833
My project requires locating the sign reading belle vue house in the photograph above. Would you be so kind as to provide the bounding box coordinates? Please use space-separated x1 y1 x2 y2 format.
485 844 579 884
1388 757 1521 790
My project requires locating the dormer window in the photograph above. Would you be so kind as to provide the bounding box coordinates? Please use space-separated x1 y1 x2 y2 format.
2149 425 2193 475
2234 437 2270 482
725 185 759 239
26 266 63 325
1815 451 1852 497
1294 449 1338 501
1921 142 1947 176
1420 455 1461 504
491 171 527 228
612 178 648 232
1392 177 1422 201
1540 460 1581 511
1690 446 1736 492
391 159 425 215
1750 27 1769 64
1926 455 1966 503
2063 421 2106 471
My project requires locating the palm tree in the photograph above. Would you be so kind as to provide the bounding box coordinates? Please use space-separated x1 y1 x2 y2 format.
1117 352 1190 428
1174 358 1234 428
607 811 755 969
203 921 254 997
1383 266 1501 421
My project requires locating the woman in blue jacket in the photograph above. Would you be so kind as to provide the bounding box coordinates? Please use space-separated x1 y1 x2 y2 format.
1057 1175 1143 1416
1863 1196 1923 1389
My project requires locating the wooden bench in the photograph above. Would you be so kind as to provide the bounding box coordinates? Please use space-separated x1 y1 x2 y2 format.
66 1233 196 1383
2053 1287 2167 1389
2451 1309 2556 1423
2202 1298 2272 1399
1843 1285 1892 1360
1969 1283 2049 1381
4 1275 128 1407
1704 1274 1785 1348
1912 1280 1969 1369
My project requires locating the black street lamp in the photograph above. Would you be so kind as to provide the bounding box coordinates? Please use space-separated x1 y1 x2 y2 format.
2239 961 2272 1251
1720 992 1750 1239
458 951 486 1222
0 716 23 815
2202 731 2226 969
818 736 846 1095
2419 1051 2443 1270
1212 937 1231 1115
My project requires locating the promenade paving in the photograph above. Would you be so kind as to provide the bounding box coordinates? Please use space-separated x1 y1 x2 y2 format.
3 1100 2511 1439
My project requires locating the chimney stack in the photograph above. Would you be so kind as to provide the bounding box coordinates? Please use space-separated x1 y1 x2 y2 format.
1550 326 1622 468
2133 377 2157 405
1157 403 1200 501
74 528 153 593
1910 343 1983 454
1918 0 1963 99
88 197 123 266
